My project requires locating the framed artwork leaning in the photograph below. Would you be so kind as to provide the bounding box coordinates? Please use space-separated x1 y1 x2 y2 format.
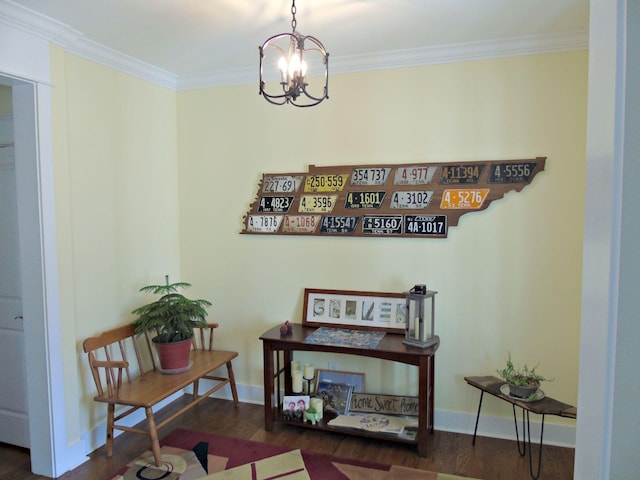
315 370 365 394
302 288 406 333
316 381 353 415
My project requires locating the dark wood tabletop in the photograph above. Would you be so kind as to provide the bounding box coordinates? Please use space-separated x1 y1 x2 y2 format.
464 375 577 418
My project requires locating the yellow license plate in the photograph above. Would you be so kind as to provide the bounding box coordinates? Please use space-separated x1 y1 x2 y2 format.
304 174 349 192
298 195 338 213
440 189 490 209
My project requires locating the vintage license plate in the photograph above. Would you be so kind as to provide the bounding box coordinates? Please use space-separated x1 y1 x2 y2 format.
257 196 294 213
393 166 438 185
298 195 338 213
344 191 386 209
319 216 359 234
282 215 321 233
304 174 349 192
246 215 283 233
404 215 447 236
362 215 403 235
262 175 303 193
350 167 392 186
389 190 434 209
488 162 538 183
393 165 438 185
439 164 485 184
440 189 489 209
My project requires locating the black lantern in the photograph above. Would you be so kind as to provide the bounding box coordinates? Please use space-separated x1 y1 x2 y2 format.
404 284 438 348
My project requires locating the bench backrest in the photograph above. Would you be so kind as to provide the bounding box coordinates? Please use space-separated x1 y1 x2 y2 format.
83 323 221 398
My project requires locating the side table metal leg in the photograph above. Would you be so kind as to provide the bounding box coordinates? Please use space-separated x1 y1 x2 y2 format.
472 391 484 445
526 412 545 480
512 404 526 456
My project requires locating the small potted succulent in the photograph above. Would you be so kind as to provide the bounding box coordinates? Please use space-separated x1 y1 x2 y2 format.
132 275 211 373
496 352 551 399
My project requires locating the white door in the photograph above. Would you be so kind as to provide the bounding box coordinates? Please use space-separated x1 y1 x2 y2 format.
0 112 29 448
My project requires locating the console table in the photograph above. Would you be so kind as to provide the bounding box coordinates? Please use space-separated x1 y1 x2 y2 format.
260 325 439 457
464 375 577 479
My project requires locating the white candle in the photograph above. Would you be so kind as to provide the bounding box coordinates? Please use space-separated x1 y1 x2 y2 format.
310 397 323 414
291 360 301 372
303 363 314 379
414 317 420 339
292 371 303 393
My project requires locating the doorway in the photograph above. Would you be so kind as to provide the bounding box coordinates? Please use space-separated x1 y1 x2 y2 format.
0 88 29 448
0 73 68 477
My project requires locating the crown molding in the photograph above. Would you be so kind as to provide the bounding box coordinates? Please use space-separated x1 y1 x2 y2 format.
64 36 178 90
1 0 588 92
177 30 588 90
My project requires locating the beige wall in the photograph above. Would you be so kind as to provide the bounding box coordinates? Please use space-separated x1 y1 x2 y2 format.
50 46 181 437
177 51 587 420
54 48 587 441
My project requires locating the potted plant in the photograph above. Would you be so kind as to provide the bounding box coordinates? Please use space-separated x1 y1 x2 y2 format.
132 275 211 373
496 352 552 399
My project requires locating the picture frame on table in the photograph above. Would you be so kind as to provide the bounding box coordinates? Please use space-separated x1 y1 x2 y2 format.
315 370 365 394
303 288 406 333
315 381 354 415
282 395 309 421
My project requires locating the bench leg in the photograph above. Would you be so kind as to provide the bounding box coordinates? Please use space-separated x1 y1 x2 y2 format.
145 407 163 467
193 379 200 398
105 403 115 457
227 361 239 407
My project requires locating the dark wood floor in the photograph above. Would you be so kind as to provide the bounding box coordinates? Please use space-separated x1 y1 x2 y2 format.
0 396 574 480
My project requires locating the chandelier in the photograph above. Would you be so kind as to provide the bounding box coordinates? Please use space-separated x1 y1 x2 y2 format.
259 0 329 107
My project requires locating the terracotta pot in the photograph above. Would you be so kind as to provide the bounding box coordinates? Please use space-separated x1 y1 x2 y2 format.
154 338 192 373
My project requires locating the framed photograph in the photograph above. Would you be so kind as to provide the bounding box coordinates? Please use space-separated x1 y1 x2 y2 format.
303 288 406 333
316 381 353 415
282 395 310 421
315 370 365 394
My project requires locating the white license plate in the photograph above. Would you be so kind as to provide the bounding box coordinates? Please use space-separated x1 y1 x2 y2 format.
246 215 283 233
262 175 303 193
393 166 438 186
389 190 434 209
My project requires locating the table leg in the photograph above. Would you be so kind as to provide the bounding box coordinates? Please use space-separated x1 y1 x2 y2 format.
471 390 484 445
512 404 526 456
429 354 435 433
262 344 274 431
526 411 545 480
417 355 429 457
511 406 545 480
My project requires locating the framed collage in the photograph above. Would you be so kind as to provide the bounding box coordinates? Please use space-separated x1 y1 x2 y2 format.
302 288 406 334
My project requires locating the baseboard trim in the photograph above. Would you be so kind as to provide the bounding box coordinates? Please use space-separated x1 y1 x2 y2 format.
81 381 575 458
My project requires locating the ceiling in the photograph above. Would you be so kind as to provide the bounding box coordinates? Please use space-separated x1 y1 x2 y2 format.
3 0 589 89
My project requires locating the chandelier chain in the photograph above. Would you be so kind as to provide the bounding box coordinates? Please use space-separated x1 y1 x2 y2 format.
291 0 297 32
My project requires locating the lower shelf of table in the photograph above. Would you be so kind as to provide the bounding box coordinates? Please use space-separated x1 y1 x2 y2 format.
271 410 418 445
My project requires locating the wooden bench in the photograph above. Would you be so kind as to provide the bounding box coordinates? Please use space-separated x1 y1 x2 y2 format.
83 323 238 466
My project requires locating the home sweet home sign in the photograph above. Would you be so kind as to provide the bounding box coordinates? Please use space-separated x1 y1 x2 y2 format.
241 157 546 238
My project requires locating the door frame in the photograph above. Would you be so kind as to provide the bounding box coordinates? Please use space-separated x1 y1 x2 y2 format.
1 23 84 477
